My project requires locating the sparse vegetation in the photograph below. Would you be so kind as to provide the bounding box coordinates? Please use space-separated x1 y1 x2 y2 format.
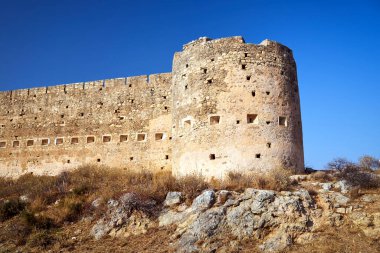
222 167 294 192
0 159 379 252
326 155 380 189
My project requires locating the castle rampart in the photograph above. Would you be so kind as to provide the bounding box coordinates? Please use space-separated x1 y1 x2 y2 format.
0 36 304 178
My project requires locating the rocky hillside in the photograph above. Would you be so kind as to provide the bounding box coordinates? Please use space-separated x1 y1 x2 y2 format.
88 180 380 253
0 164 379 252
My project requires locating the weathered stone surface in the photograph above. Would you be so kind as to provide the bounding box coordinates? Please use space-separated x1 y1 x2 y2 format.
90 187 380 252
164 192 183 207
0 36 304 180
333 180 351 193
191 190 216 211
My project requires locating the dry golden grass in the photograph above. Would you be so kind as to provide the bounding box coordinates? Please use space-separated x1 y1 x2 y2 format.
309 170 334 182
218 167 295 192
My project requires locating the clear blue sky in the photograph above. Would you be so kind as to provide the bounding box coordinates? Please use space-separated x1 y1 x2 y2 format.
0 0 379 169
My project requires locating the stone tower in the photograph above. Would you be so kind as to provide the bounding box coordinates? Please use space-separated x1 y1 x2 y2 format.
171 36 304 178
0 36 304 179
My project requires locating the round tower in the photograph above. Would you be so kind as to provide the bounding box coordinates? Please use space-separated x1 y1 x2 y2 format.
171 36 304 179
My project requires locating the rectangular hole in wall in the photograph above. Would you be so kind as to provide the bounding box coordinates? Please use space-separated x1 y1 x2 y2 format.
246 76 251 81
185 85 188 90
27 140 34 147
251 91 256 97
87 136 95 143
267 143 271 148
13 141 20 148
130 157 134 161
279 116 287 126
79 112 84 117
209 154 216 160
266 91 270 95
71 137 79 145
103 136 111 143
255 154 261 158
207 79 213 84
247 114 258 124
0 141 6 148
210 115 220 125
155 133 164 141
55 138 64 145
202 68 207 74
266 121 271 125
242 64 246 70
183 119 191 129
120 135 128 142
245 53 248 57
97 158 101 162
137 133 146 142
236 120 240 124
165 155 169 160
41 139 49 146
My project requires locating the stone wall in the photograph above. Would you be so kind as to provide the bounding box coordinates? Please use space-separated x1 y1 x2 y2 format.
0 74 173 177
0 36 304 178
171 37 304 178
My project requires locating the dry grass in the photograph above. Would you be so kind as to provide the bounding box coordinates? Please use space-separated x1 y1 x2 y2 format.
0 165 296 250
0 165 296 225
309 170 335 182
219 167 295 192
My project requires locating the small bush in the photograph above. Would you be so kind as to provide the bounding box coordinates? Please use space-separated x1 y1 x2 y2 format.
177 174 209 201
0 198 25 221
326 158 353 172
338 164 380 189
359 155 380 171
309 171 334 182
21 210 56 230
28 230 56 249
223 167 293 192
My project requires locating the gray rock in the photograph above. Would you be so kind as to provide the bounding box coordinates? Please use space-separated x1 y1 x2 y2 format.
334 180 351 193
250 190 275 214
19 195 30 203
164 192 183 207
107 199 119 208
260 231 292 252
178 207 225 252
361 194 375 203
320 182 333 191
333 193 350 206
91 219 111 240
91 198 102 208
191 190 215 211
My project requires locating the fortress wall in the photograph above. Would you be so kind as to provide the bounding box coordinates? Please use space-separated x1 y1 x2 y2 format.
0 36 304 179
0 73 172 177
171 37 304 179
